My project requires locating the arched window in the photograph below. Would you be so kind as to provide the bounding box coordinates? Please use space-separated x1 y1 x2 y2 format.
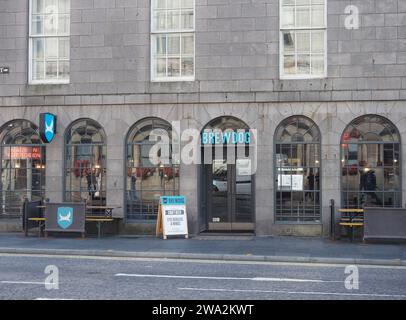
341 115 401 208
275 116 321 222
64 119 107 208
126 118 179 220
0 120 45 218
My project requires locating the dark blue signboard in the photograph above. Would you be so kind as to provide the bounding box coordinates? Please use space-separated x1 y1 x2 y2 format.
39 113 57 143
45 202 86 234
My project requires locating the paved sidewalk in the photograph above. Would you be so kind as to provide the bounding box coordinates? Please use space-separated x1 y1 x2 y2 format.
1 233 406 266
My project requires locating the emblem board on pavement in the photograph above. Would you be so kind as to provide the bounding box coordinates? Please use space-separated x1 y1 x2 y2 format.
156 196 189 240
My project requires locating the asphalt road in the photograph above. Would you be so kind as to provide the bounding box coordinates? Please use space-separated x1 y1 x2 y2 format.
0 253 406 300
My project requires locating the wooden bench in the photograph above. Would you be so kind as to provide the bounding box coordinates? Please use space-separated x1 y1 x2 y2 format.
85 217 115 238
26 216 117 238
27 217 46 237
338 209 364 242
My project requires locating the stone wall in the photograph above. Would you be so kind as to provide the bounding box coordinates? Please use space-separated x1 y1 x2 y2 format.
0 100 405 236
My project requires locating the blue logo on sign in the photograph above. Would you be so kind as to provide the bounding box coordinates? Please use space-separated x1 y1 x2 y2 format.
44 113 56 143
57 207 73 229
161 196 186 205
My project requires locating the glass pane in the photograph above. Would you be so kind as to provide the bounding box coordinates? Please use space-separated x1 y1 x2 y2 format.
280 145 291 166
312 31 324 53
297 54 310 74
45 60 57 79
58 14 70 34
306 144 320 166
362 192 383 207
167 10 181 30
59 38 69 59
155 35 166 55
384 193 396 207
32 38 44 59
182 34 194 55
58 61 69 79
284 55 295 74
342 192 360 209
235 160 252 223
311 54 324 75
297 32 310 53
296 5 310 28
59 0 70 14
211 160 228 224
311 5 325 27
43 14 57 34
45 37 58 59
282 5 295 28
155 0 166 9
168 0 181 9
156 58 166 77
394 144 400 164
154 10 166 31
296 0 311 5
32 0 45 14
181 0 194 8
383 144 394 166
45 0 57 10
283 32 295 54
181 58 194 76
33 60 44 80
291 144 302 166
384 167 400 191
168 58 180 76
168 35 180 55
31 15 44 35
181 10 194 29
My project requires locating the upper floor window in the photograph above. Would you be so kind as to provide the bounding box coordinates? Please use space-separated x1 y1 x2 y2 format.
280 0 326 79
29 0 70 84
151 0 195 82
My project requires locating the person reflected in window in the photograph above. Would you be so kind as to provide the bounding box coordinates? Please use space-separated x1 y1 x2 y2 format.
360 164 381 206
306 169 315 202
86 168 96 201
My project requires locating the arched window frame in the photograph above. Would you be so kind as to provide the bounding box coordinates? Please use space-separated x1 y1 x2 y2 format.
0 120 46 218
340 115 401 209
63 119 107 208
274 116 322 223
125 117 179 221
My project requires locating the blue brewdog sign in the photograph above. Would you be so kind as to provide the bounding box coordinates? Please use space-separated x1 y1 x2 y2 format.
39 113 57 143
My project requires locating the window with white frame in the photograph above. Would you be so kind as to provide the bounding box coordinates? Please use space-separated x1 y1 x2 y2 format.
280 0 326 79
151 0 195 81
29 0 70 84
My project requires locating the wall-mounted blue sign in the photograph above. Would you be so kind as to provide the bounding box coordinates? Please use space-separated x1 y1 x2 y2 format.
39 113 57 143
201 130 251 145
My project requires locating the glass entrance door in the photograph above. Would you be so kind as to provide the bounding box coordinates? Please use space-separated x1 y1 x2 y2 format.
207 157 254 231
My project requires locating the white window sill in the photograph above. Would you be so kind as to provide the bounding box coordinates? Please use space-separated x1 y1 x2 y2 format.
151 77 195 83
279 74 327 80
29 80 70 85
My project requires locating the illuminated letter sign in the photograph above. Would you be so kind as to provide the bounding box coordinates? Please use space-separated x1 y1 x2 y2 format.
201 130 251 145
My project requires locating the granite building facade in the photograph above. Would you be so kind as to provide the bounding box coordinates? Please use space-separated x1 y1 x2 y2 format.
1 0 406 236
